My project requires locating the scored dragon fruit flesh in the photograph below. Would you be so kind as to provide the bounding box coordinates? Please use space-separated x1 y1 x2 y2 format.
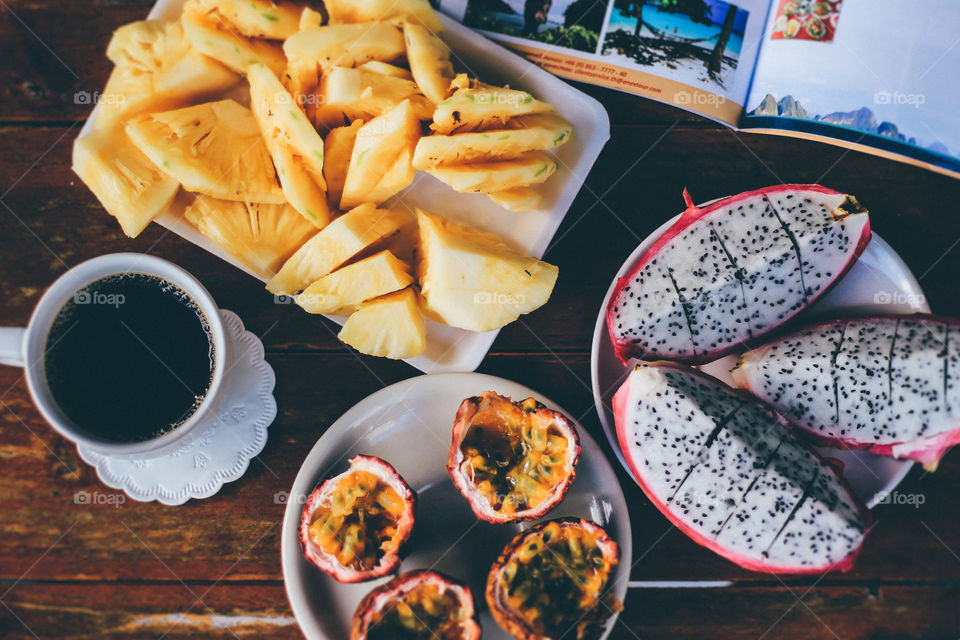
607 185 871 364
733 315 960 470
613 362 869 574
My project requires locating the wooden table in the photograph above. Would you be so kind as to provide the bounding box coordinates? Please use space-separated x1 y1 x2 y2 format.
2 2 960 638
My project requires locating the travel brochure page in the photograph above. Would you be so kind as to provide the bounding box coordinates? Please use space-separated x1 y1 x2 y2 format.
742 0 960 177
438 0 770 124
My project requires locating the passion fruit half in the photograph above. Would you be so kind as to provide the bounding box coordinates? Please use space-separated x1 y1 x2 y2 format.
299 454 416 583
486 518 621 640
448 391 580 523
351 569 482 640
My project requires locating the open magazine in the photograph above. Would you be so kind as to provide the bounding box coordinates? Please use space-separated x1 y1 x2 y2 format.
436 0 960 179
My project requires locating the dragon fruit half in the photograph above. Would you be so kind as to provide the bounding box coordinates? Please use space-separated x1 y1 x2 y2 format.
607 185 871 364
734 315 960 470
614 362 869 574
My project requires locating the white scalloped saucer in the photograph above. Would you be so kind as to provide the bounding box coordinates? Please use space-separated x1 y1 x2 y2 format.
77 310 277 505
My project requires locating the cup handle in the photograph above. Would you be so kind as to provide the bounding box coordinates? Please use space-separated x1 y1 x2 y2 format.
0 328 26 367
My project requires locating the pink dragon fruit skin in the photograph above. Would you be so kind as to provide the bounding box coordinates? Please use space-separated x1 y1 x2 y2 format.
734 314 960 471
614 362 870 574
607 185 871 365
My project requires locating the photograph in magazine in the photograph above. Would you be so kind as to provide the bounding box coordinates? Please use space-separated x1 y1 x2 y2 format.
742 0 960 176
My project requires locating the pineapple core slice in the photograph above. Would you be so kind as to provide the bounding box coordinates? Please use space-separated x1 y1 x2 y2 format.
297 250 414 315
126 99 284 204
338 288 427 360
96 19 238 130
73 126 180 238
431 85 554 134
417 209 558 332
184 195 317 279
424 151 558 194
267 204 414 295
248 63 332 228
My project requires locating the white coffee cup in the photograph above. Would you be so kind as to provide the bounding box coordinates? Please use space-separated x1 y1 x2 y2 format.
0 253 227 457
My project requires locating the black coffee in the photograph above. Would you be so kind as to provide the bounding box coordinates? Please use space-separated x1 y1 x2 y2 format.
44 273 215 443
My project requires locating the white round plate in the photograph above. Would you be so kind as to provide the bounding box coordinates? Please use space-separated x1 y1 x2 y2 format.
591 213 928 509
281 373 632 640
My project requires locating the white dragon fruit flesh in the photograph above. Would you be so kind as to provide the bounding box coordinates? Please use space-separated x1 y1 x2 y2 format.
614 362 869 574
734 315 960 470
607 185 871 364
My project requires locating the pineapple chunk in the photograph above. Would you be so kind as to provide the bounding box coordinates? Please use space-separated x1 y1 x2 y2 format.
325 0 443 32
314 66 433 129
192 0 303 39
283 22 404 94
297 250 413 314
424 151 558 193
97 20 238 129
181 0 287 75
126 99 284 204
416 209 558 331
486 187 542 212
266 204 414 294
299 7 324 31
357 60 413 79
403 22 454 105
184 195 317 278
413 115 573 167
323 120 364 210
248 63 332 227
432 86 554 134
338 288 426 359
341 100 421 209
72 126 179 238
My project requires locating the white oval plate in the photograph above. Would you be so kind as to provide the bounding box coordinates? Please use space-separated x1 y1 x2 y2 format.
281 373 632 640
591 211 929 509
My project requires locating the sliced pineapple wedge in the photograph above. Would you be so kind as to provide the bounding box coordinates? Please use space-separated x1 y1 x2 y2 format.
486 187 542 212
297 250 413 314
341 100 421 209
184 195 317 278
192 0 303 39
357 61 413 79
432 85 555 134
126 99 285 204
72 126 180 238
248 63 332 227
298 7 324 31
403 22 454 105
181 0 287 75
97 20 238 129
323 119 364 210
284 22 405 95
325 0 443 32
314 66 433 130
416 209 558 332
424 151 558 193
338 287 426 359
413 115 573 167
266 204 414 294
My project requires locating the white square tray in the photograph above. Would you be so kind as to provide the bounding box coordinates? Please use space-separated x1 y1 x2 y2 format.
79 1 610 372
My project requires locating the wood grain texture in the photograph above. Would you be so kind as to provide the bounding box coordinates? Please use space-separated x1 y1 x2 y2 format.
2 1 960 638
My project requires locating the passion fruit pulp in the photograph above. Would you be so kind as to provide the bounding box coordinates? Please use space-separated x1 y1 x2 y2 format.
448 391 580 523
299 455 416 583
486 518 621 640
351 570 482 640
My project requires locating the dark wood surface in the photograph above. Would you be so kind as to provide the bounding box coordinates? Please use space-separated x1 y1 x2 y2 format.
3 2 960 638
